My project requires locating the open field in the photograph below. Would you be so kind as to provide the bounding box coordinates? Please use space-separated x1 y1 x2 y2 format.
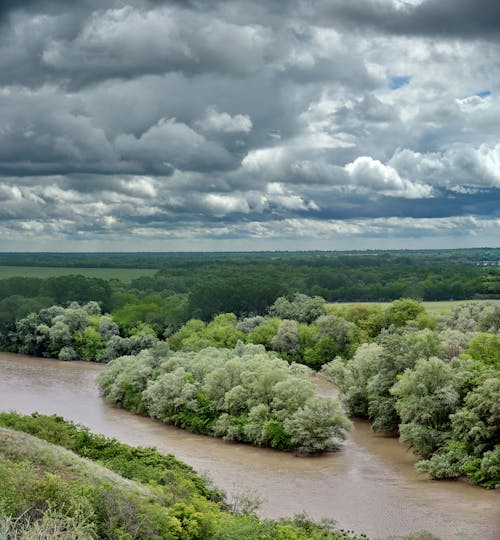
0 265 158 283
329 299 500 316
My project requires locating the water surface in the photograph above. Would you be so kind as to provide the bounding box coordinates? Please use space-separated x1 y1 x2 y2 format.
0 353 498 539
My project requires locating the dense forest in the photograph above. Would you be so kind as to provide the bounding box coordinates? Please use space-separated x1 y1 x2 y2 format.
3 290 498 486
0 250 498 489
0 249 499 349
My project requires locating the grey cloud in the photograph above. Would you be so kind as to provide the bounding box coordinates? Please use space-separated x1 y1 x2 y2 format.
316 0 500 40
114 118 235 173
0 0 499 249
37 6 275 87
389 144 500 188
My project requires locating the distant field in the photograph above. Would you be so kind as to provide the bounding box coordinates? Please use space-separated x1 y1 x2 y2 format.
0 266 158 283
329 299 500 316
421 300 500 316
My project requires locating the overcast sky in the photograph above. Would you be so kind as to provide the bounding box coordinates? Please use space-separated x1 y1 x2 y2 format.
0 0 499 251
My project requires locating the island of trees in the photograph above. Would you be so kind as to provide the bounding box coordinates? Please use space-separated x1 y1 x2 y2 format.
2 290 498 487
0 249 498 537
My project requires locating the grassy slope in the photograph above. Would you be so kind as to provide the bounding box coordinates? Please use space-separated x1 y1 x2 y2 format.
0 415 368 540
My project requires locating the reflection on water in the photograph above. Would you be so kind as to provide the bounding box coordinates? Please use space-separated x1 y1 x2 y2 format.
0 353 498 539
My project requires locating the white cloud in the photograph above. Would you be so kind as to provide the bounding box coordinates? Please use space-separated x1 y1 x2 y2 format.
114 118 232 172
345 156 433 198
202 193 251 216
197 106 252 133
390 144 500 188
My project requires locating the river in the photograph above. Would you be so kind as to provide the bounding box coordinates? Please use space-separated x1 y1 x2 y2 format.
0 353 498 539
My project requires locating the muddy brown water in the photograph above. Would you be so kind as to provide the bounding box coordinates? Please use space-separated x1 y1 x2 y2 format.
0 353 498 539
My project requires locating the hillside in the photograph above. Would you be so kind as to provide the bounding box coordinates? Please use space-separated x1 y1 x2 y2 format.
0 414 370 540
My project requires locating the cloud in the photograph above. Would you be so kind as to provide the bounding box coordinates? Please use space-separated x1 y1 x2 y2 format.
315 0 500 40
345 156 434 198
0 0 498 250
114 117 234 173
389 144 500 188
196 106 253 133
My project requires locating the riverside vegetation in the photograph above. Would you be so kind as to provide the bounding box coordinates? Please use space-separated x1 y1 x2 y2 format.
1 251 498 538
1 249 499 348
0 412 371 540
2 291 499 486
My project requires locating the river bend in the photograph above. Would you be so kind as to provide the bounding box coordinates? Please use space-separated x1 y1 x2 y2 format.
0 353 498 539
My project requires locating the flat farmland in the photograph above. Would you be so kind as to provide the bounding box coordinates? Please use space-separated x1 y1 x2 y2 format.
328 299 500 316
0 266 158 283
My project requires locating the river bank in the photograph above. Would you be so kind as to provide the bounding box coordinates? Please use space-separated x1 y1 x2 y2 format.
0 352 498 539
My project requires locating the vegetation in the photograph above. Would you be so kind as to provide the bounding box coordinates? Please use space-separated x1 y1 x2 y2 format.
0 249 499 487
99 343 351 453
2 285 499 482
322 301 500 488
0 249 498 349
7 300 159 362
0 413 368 539
0 265 157 282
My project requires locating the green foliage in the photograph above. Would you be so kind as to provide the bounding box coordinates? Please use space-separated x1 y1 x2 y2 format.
392 357 462 458
385 299 425 327
284 396 352 453
100 344 350 453
0 416 364 540
327 303 385 338
168 315 245 352
6 301 160 363
322 343 384 418
188 275 285 321
271 319 301 358
245 317 281 349
464 333 500 368
268 293 326 323
0 412 220 503
366 329 442 433
416 377 500 488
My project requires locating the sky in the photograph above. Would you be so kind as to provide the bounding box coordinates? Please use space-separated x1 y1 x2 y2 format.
0 0 499 252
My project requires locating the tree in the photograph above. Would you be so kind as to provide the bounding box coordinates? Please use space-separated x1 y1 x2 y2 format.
268 293 325 323
417 377 500 488
284 396 352 453
322 343 384 418
464 333 500 368
392 357 461 458
385 299 425 327
100 343 351 453
368 328 442 433
271 319 301 358
245 317 280 349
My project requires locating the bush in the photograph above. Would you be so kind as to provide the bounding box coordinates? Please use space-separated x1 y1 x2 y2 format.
100 344 351 453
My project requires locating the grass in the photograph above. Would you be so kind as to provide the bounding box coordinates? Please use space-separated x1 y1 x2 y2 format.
0 415 369 540
421 300 500 316
328 299 500 316
0 266 158 283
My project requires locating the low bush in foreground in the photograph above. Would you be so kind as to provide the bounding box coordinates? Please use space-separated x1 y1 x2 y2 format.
0 414 368 540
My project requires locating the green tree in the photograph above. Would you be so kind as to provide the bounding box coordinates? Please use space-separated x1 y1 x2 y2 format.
385 299 425 327
284 396 352 453
368 329 442 433
464 333 500 368
417 377 500 488
268 293 325 323
392 357 462 458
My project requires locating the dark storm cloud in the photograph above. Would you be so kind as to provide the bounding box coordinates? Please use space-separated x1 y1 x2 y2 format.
316 0 500 39
0 0 499 249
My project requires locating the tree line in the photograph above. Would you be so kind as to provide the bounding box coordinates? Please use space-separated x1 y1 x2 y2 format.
0 249 498 350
